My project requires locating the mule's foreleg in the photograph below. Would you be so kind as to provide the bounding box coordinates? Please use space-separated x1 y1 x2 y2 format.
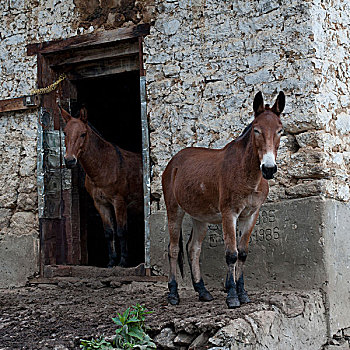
222 213 240 308
93 201 117 268
113 197 128 267
187 219 213 302
236 211 260 304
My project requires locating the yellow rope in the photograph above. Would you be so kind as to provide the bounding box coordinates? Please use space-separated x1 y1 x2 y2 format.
30 73 67 95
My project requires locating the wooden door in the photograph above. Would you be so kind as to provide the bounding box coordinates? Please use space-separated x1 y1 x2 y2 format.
37 65 83 266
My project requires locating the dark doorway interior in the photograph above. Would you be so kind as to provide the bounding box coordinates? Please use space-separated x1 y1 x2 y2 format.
73 71 144 267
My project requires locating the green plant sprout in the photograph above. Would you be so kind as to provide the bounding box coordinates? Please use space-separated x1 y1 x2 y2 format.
80 304 156 350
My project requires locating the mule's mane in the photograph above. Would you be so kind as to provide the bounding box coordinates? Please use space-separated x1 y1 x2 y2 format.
235 122 252 142
87 121 103 138
223 122 252 152
86 120 124 164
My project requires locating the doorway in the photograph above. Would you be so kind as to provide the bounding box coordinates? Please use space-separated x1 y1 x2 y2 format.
72 71 144 267
29 24 150 271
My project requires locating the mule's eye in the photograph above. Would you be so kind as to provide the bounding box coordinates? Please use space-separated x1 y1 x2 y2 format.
254 129 261 135
81 132 87 138
277 129 283 135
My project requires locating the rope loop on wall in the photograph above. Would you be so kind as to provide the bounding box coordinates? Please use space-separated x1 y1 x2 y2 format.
30 73 67 96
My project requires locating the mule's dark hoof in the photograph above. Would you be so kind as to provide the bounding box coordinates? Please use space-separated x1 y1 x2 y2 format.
118 257 128 268
226 296 240 309
238 292 251 304
107 260 117 268
168 293 180 305
199 291 214 302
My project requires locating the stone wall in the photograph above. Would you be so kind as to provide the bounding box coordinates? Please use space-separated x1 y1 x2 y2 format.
0 111 38 235
0 110 39 287
0 0 78 286
309 0 350 201
144 0 350 208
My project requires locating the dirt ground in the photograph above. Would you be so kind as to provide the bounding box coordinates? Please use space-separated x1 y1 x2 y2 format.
0 278 287 350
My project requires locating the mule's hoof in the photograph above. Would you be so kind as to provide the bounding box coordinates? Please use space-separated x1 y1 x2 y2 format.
107 261 117 268
118 258 128 268
199 291 214 302
168 293 180 305
226 296 240 309
238 292 251 304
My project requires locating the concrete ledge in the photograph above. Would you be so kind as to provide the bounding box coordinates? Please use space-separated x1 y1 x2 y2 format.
0 233 39 288
150 196 350 336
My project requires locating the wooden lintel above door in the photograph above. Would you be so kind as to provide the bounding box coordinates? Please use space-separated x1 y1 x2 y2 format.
27 23 150 56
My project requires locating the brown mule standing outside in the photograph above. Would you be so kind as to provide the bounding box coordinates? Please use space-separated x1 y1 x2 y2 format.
60 106 143 268
162 91 285 308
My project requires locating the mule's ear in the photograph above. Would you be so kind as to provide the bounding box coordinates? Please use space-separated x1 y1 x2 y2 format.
59 106 72 123
253 91 265 116
271 91 285 116
79 106 88 123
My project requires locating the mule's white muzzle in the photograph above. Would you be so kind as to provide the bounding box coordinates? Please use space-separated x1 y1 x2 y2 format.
260 152 277 180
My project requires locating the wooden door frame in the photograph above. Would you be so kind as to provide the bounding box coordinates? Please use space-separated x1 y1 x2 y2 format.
27 24 151 273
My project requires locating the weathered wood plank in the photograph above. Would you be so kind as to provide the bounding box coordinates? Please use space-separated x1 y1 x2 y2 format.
139 36 145 77
27 23 150 56
43 263 148 278
49 40 139 68
66 55 139 80
37 53 61 130
0 96 38 113
28 275 168 285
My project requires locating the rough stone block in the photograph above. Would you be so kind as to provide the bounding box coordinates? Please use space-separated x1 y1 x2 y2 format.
0 208 11 230
173 332 195 346
189 333 210 349
17 192 37 211
324 344 350 350
344 327 350 337
154 327 176 349
10 211 38 235
209 318 254 348
208 292 327 350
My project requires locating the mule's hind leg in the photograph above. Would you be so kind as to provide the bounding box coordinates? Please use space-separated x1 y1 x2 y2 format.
163 167 186 305
236 210 260 304
187 219 213 302
93 200 117 267
113 196 128 267
166 207 185 305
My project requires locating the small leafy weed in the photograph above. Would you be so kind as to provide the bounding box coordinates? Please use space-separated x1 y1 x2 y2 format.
80 304 156 350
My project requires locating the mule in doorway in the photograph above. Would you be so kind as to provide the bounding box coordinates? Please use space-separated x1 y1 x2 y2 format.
60 106 143 268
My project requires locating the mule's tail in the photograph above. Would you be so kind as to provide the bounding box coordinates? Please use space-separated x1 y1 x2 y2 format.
178 228 184 278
